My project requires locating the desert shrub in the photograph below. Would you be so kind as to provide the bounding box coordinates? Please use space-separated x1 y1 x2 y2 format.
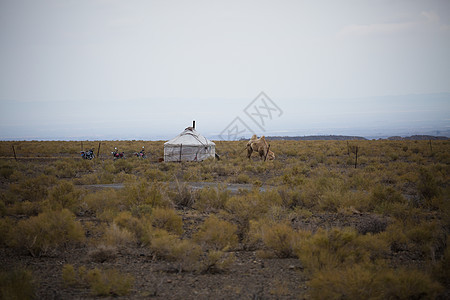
0 218 12 246
200 250 236 274
370 184 406 212
149 229 202 272
7 200 43 216
248 220 300 258
53 159 78 178
88 244 117 263
143 168 166 181
296 227 388 272
260 222 300 258
112 159 134 174
433 236 450 285
0 163 14 179
194 215 238 251
10 174 56 203
82 189 121 219
62 264 77 287
10 209 85 256
151 207 183 235
224 191 278 239
276 187 303 208
233 173 250 184
103 223 135 247
169 183 195 208
381 220 444 259
417 168 441 202
122 181 171 209
0 269 35 300
309 263 443 300
149 229 179 259
47 180 81 213
87 268 134 296
193 186 230 212
113 211 151 244
168 238 203 272
63 264 134 296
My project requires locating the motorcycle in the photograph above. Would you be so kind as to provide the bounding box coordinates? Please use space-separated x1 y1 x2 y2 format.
134 151 147 159
81 148 95 160
112 150 125 160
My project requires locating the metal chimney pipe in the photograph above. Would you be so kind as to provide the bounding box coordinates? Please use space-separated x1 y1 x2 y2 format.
193 120 195 129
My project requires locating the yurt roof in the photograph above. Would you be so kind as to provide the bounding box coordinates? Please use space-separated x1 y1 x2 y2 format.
164 127 215 147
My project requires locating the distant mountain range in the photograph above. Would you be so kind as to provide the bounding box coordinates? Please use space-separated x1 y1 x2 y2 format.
261 135 448 141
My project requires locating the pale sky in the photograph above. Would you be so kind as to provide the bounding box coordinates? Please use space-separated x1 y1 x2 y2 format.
0 0 449 140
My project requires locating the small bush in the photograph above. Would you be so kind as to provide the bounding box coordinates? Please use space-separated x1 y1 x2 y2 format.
87 268 134 296
233 174 250 184
83 189 121 219
309 264 443 300
122 181 171 209
103 223 135 247
259 222 300 258
225 191 280 238
0 269 35 300
417 168 441 201
62 264 77 287
62 264 134 296
193 186 230 212
200 250 236 274
113 211 150 243
370 185 406 212
10 209 85 257
297 227 388 272
88 244 117 263
47 181 81 212
149 229 202 272
151 207 183 235
194 215 238 251
11 175 56 203
169 183 195 208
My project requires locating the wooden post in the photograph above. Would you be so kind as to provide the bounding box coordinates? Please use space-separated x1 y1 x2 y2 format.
179 144 182 162
12 145 17 161
429 140 432 154
354 146 359 169
97 142 101 159
193 120 195 129
347 141 350 155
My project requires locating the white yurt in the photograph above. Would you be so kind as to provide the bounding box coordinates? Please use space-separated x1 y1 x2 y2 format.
164 124 215 162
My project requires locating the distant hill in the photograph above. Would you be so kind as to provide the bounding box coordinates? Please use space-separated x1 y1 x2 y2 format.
386 135 448 141
265 135 367 141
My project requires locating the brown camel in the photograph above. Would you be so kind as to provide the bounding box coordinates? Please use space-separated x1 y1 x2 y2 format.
246 135 275 161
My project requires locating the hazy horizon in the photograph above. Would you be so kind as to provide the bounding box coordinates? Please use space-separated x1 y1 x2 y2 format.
1 1 449 140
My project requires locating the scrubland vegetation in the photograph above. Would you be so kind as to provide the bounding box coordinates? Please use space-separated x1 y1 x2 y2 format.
0 139 448 299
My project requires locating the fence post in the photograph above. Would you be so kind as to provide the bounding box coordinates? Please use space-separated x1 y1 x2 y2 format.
12 145 17 161
354 146 359 169
179 144 182 162
97 142 101 159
